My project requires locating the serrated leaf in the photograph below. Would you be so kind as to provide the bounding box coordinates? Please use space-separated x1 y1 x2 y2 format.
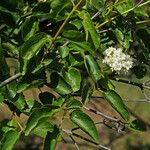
32 121 54 138
103 90 130 121
20 32 51 75
1 130 20 150
50 72 72 95
130 119 147 132
44 125 60 150
78 10 100 49
64 68 81 92
25 106 59 136
70 110 99 142
85 53 101 82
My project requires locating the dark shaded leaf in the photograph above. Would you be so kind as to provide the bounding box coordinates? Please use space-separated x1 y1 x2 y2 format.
44 125 60 150
130 119 147 132
20 32 51 75
81 80 94 104
50 72 72 95
39 92 56 105
21 17 38 41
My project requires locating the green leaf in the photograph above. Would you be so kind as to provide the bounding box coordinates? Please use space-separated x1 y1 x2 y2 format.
25 106 60 136
103 90 130 121
1 130 20 150
69 19 82 30
32 57 53 74
69 41 93 55
17 79 44 93
58 45 69 58
66 97 82 109
63 30 85 42
81 80 94 104
0 94 4 103
21 16 38 41
70 110 99 142
44 126 60 150
115 0 134 14
50 0 69 18
32 2 51 18
20 32 51 75
134 7 148 17
64 67 81 92
136 28 150 58
32 121 54 138
78 10 100 49
0 6 19 27
50 72 72 95
2 42 19 56
0 119 17 133
0 0 23 12
52 97 65 107
11 93 27 111
133 65 147 79
85 53 101 82
130 119 147 132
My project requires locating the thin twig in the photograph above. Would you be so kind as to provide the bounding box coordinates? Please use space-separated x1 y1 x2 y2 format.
91 3 106 20
48 0 83 49
62 129 111 150
97 0 150 28
69 135 80 150
0 73 22 88
83 106 118 122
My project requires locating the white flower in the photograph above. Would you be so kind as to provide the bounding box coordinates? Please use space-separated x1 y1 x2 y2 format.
102 47 134 74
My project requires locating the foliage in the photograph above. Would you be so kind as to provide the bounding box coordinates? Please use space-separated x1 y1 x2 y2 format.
0 0 150 149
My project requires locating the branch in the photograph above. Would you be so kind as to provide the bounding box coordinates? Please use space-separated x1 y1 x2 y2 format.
62 129 111 150
110 78 150 90
0 73 22 88
83 106 118 122
97 0 150 28
69 135 80 150
47 0 83 49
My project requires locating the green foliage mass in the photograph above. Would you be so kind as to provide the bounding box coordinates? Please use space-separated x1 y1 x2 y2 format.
0 0 150 149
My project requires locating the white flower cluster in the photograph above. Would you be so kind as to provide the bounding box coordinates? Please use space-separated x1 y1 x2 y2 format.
102 47 134 74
